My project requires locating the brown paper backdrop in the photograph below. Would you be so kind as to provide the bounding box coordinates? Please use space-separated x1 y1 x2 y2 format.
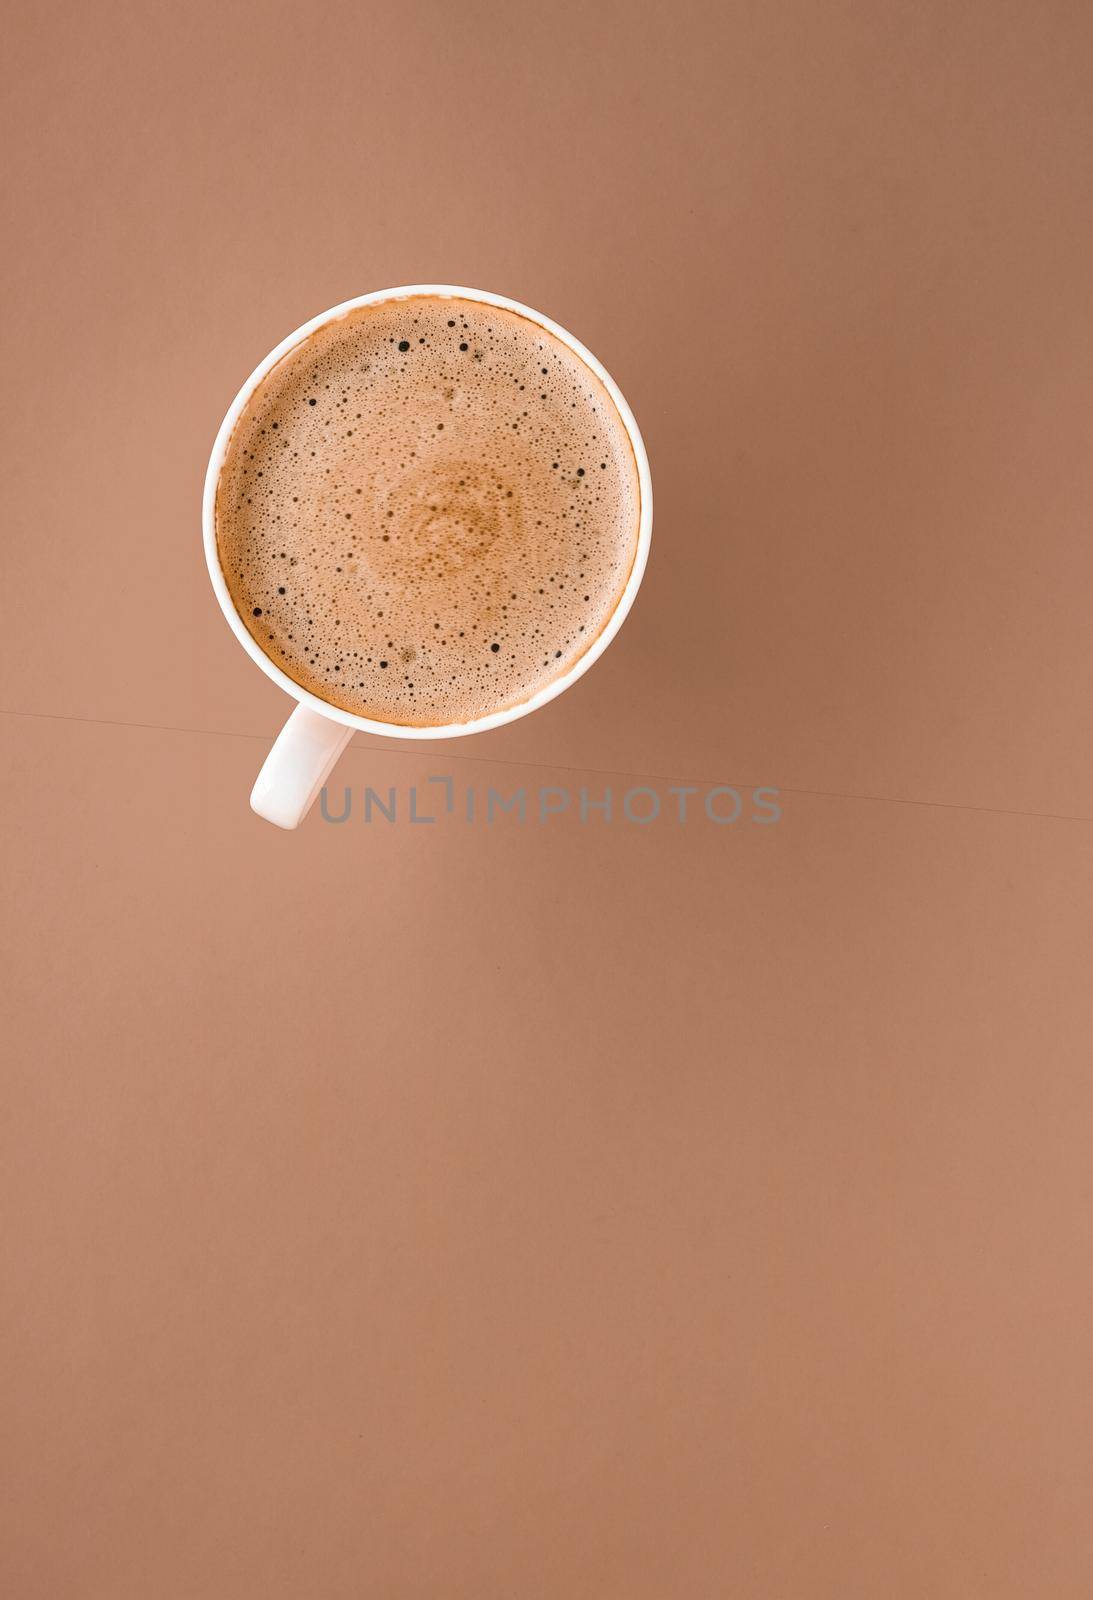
3 2 1093 1595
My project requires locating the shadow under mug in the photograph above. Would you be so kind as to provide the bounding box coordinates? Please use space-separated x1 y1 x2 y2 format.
203 285 653 828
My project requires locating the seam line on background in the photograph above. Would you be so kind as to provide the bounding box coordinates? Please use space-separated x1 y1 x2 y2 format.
2 707 1090 824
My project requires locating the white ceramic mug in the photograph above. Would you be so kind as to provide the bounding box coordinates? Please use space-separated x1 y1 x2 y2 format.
203 285 653 828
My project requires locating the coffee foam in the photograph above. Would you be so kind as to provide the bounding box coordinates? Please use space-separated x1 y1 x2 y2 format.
215 295 641 726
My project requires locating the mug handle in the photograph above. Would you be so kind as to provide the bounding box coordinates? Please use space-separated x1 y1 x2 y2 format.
250 704 354 829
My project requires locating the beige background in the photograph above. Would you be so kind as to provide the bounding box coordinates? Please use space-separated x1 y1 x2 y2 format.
3 2 1093 1595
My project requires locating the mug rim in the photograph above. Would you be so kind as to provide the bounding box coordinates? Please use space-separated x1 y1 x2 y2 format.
201 283 653 740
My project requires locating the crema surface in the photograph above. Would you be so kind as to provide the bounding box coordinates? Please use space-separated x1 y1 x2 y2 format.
215 295 641 726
